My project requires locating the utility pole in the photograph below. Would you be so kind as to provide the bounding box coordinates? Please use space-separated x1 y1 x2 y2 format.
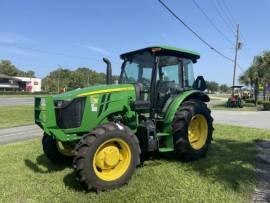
57 68 60 93
232 24 239 96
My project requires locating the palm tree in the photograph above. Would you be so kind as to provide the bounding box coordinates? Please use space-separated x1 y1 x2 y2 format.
261 51 270 101
239 51 270 103
239 65 259 103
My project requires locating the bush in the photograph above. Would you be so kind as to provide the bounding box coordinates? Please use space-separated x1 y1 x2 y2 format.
244 98 255 104
257 101 270 110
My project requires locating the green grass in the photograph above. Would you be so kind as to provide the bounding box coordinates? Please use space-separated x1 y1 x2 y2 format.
0 105 34 129
0 124 269 202
210 102 257 111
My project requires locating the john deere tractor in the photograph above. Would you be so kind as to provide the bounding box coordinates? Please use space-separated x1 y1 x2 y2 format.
35 46 213 191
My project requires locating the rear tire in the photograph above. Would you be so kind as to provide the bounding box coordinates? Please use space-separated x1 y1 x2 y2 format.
42 134 71 163
172 100 213 161
73 122 140 191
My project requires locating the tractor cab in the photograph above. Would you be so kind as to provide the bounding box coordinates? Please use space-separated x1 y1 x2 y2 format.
119 46 206 117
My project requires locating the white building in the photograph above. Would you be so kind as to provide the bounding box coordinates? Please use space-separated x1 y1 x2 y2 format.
0 73 42 92
0 73 20 90
13 76 42 92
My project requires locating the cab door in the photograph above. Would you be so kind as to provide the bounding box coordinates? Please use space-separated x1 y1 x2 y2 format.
155 56 183 113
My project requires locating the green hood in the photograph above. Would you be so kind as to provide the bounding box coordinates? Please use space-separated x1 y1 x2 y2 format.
53 84 135 100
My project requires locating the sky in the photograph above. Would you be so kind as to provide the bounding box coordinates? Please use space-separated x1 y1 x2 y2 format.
0 0 270 85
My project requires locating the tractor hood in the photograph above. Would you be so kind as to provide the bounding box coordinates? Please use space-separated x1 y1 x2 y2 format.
53 84 135 100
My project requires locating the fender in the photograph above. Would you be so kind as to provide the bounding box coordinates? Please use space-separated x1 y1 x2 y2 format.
164 90 209 125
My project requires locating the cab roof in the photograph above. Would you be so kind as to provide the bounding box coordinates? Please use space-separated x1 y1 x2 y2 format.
120 46 200 60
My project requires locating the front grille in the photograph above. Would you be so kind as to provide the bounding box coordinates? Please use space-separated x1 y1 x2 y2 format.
55 97 86 129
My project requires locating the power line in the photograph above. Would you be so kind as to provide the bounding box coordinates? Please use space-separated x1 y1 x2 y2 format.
158 0 233 62
218 0 255 58
192 0 233 45
210 0 253 70
210 0 235 34
216 0 235 29
220 0 237 25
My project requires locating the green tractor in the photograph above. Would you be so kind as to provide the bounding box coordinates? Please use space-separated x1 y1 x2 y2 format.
35 46 213 191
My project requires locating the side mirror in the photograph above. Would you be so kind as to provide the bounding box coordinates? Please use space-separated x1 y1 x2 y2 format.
193 76 207 91
103 58 112 85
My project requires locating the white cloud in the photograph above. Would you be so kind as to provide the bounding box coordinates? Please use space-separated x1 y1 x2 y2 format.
0 45 35 56
0 32 28 44
76 44 112 56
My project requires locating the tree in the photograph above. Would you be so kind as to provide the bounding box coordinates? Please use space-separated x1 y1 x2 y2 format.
239 50 270 102
219 84 229 93
0 60 20 76
24 70 35 77
206 81 219 93
0 59 35 77
42 67 113 93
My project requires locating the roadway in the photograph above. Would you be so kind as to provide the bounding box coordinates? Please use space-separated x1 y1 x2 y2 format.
0 125 42 145
212 110 270 130
0 97 34 106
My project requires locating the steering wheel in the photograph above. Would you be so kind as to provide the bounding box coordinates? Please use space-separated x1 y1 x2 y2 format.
139 77 151 87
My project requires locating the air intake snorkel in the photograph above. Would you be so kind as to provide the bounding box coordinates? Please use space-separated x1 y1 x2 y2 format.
103 58 112 85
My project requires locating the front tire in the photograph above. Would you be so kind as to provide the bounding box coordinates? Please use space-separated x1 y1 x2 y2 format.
172 100 213 161
42 134 72 163
73 123 140 191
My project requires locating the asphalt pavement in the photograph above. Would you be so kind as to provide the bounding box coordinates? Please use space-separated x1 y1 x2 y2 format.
212 110 270 129
0 97 34 106
252 140 270 202
0 125 42 145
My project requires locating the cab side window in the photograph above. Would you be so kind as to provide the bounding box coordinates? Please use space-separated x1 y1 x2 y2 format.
183 59 195 87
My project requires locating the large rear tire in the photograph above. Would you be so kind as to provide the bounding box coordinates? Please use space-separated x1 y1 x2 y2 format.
172 100 213 161
73 123 140 191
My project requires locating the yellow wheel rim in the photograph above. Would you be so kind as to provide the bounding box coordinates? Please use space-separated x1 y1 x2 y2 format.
93 138 131 181
56 141 74 156
188 114 208 150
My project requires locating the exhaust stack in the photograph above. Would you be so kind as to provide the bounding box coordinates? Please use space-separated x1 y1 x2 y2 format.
103 58 112 85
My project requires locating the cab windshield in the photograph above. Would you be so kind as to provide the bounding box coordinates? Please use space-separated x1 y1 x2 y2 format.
120 51 195 89
120 51 154 88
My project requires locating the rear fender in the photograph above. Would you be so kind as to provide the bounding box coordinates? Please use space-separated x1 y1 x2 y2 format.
163 90 209 128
